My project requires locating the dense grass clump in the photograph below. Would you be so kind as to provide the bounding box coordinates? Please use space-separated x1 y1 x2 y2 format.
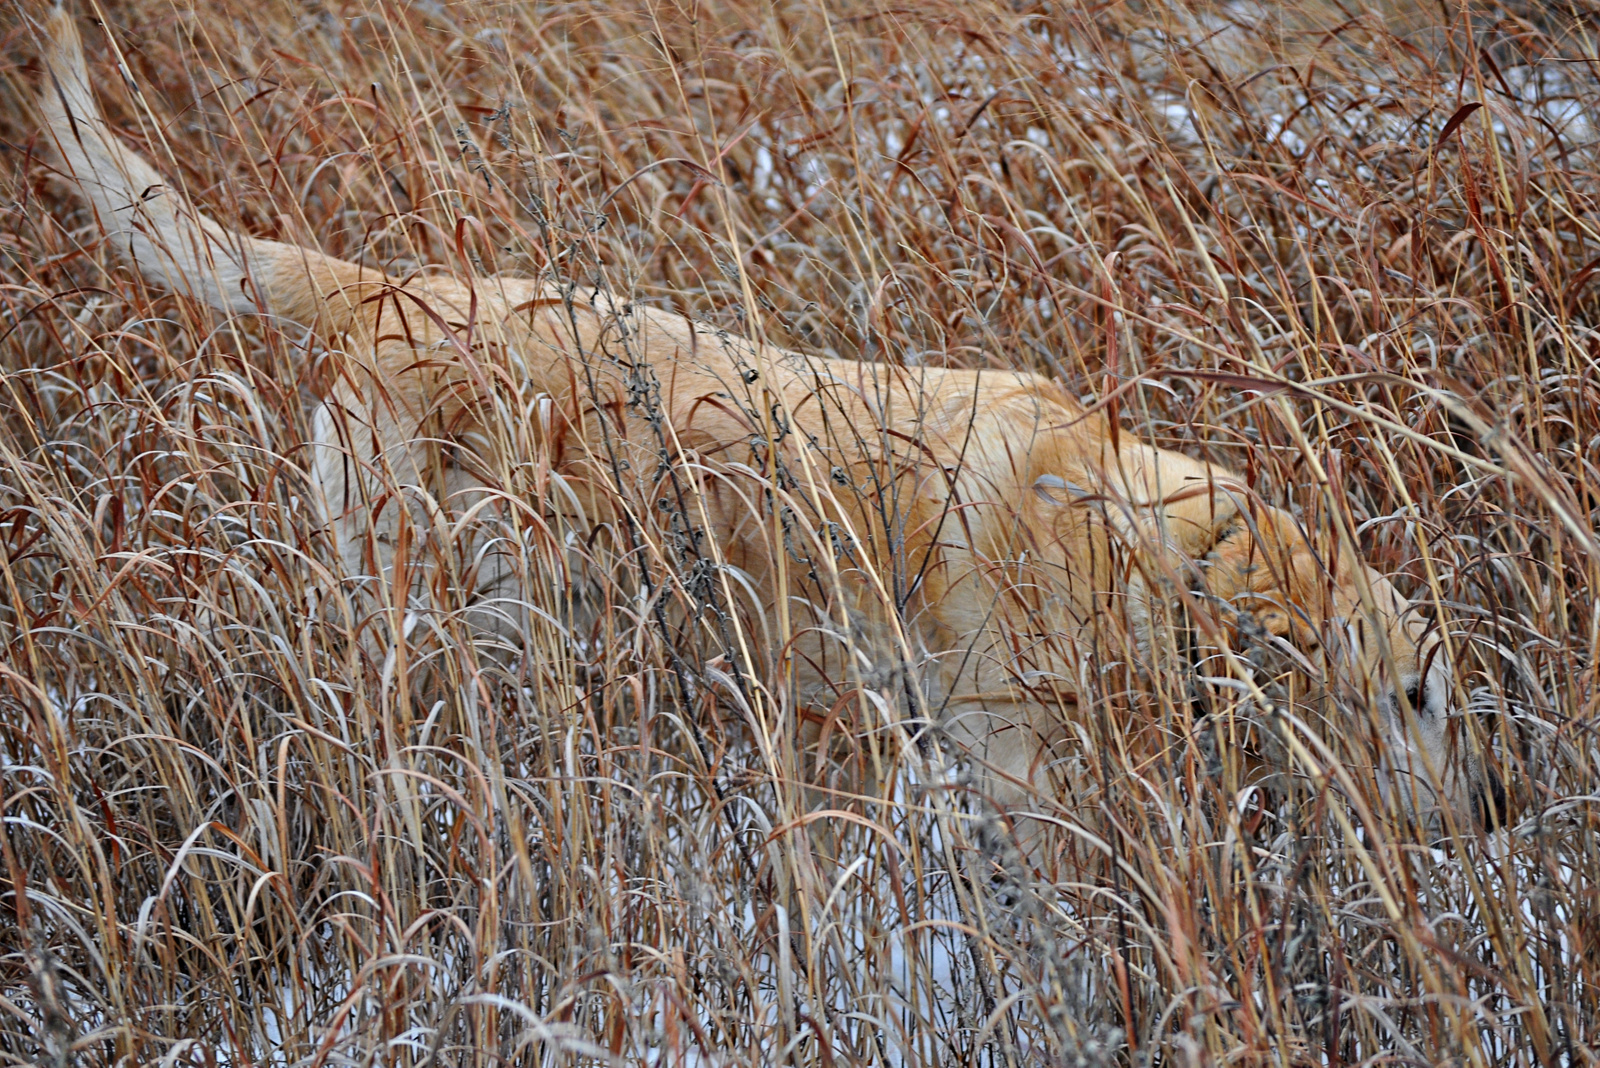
1 0 1598 1063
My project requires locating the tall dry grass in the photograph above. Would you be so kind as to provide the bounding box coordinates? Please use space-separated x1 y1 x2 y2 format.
0 0 1597 1062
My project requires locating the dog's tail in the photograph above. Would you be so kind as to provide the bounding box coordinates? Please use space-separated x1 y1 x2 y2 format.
37 6 375 328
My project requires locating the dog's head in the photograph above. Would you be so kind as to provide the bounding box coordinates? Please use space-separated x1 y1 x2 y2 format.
1203 507 1506 833
1320 571 1507 833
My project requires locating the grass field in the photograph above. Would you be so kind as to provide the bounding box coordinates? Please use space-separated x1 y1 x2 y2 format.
2 0 1598 1063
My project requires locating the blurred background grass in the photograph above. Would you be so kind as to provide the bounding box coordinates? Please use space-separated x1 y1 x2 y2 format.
1 0 1598 1063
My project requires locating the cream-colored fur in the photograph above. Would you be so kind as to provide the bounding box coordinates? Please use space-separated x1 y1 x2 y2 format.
35 6 1500 834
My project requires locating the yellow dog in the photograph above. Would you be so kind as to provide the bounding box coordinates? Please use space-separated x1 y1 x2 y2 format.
36 6 1503 835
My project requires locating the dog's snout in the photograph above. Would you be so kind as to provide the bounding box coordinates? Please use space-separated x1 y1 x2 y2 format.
1476 765 1510 830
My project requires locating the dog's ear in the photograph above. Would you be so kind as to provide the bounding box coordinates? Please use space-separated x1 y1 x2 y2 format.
1195 503 1327 650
